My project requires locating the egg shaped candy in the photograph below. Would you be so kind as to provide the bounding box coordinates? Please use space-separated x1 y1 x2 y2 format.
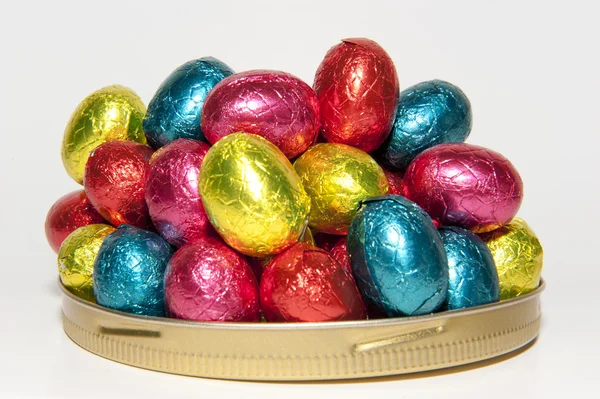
143 57 234 149
329 237 352 277
94 225 174 316
294 143 388 235
146 139 213 247
313 38 399 152
376 80 472 171
202 70 320 158
84 141 154 229
481 218 543 300
57 224 116 301
439 226 499 310
199 133 310 257
404 143 524 233
382 168 404 196
61 85 146 184
347 195 448 317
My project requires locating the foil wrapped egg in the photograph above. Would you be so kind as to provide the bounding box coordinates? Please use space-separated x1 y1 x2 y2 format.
202 70 320 158
199 133 310 257
382 168 404 196
376 80 472 171
329 237 352 277
143 57 234 148
480 218 543 300
439 226 499 310
61 85 146 184
313 38 399 152
347 195 449 317
94 225 174 316
260 242 367 322
84 141 154 229
45 190 106 253
404 143 524 233
164 236 260 322
146 139 213 247
57 224 116 301
294 143 388 235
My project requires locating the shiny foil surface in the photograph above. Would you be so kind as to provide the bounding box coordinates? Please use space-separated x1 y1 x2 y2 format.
439 227 499 310
143 57 234 148
202 70 320 159
382 168 404 196
347 195 448 317
329 237 353 277
45 190 106 253
404 143 524 233
61 85 147 184
57 224 115 302
199 133 310 257
376 80 472 171
313 38 399 152
481 218 543 300
294 143 388 235
93 225 174 316
164 236 260 322
260 243 366 322
146 139 213 247
84 141 154 229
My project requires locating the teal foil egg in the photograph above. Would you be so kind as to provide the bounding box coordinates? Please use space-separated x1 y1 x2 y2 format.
439 227 500 310
93 225 174 316
347 195 448 317
375 80 472 171
143 57 234 148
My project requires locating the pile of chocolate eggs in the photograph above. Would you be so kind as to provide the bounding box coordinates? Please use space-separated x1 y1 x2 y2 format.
47 38 543 322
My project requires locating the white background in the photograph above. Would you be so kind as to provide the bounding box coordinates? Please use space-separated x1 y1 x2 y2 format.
1 0 598 397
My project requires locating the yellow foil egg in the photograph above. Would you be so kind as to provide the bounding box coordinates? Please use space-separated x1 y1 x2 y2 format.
482 218 543 300
57 224 116 301
294 143 388 235
61 85 147 184
199 133 310 257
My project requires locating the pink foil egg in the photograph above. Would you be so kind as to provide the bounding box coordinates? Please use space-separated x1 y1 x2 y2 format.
201 70 320 158
146 139 213 247
404 143 523 233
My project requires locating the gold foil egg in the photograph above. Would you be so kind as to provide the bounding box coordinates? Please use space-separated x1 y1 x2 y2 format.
294 143 388 235
57 224 116 301
482 218 543 300
61 85 147 184
199 133 310 257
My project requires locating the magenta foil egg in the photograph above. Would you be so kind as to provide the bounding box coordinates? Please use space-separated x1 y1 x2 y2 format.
146 139 213 247
201 70 320 158
404 143 523 233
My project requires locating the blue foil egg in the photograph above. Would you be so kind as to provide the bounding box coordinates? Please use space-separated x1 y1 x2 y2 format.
93 225 174 316
347 195 448 317
143 57 234 148
439 227 500 310
375 80 472 171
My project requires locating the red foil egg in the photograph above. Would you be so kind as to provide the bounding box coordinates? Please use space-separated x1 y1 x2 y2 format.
382 168 404 196
260 243 366 322
164 236 261 322
313 38 399 152
45 190 106 253
404 143 524 233
202 70 320 159
84 141 154 229
146 139 213 247
329 237 352 277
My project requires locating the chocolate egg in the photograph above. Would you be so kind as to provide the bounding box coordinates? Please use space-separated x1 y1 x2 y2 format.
347 195 448 317
164 236 260 322
143 57 234 148
329 237 352 277
294 143 388 235
313 38 399 152
146 139 213 247
404 143 524 233
202 70 320 158
260 243 366 322
481 218 543 300
376 80 472 171
61 85 146 184
382 168 404 196
199 133 310 257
